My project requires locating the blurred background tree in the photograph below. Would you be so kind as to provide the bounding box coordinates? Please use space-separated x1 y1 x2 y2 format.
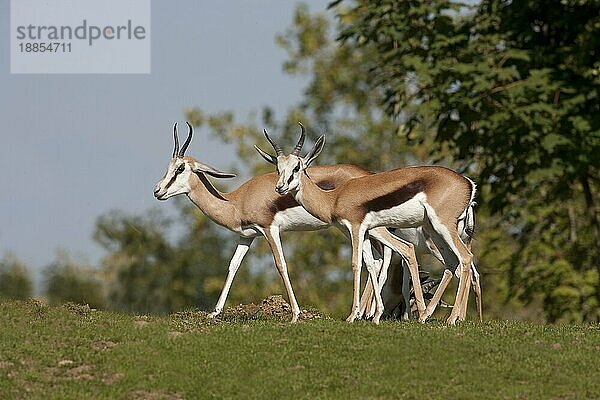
0 253 33 300
92 199 275 314
43 251 105 309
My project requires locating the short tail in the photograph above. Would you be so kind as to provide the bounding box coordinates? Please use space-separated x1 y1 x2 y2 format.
458 177 477 244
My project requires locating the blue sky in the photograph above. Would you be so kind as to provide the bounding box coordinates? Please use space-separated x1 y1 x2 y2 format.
0 1 330 279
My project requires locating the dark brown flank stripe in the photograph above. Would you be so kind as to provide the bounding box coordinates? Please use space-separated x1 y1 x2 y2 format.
268 194 298 214
316 180 336 190
362 179 427 213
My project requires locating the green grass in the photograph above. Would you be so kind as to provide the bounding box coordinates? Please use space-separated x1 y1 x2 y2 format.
1 300 600 399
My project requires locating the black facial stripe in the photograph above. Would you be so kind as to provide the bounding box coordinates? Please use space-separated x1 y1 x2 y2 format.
164 174 177 191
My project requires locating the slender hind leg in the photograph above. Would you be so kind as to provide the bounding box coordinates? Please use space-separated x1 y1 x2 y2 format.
421 204 473 325
419 269 453 323
446 235 472 325
471 264 483 322
458 270 472 321
369 227 426 320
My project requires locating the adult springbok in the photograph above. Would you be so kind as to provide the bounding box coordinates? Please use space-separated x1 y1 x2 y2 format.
154 122 426 323
256 126 478 325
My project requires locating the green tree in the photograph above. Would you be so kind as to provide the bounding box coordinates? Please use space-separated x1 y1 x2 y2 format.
44 252 105 308
0 254 33 300
336 0 600 322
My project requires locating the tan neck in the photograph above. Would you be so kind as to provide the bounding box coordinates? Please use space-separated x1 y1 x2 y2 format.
187 173 239 230
297 171 337 223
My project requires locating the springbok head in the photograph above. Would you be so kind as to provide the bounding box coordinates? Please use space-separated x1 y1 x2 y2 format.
154 122 235 200
254 123 325 195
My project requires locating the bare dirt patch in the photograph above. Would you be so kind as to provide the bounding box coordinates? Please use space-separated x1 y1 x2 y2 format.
223 294 325 321
164 295 326 334
62 302 95 315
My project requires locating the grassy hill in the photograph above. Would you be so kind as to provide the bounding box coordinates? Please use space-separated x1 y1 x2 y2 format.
1 298 599 399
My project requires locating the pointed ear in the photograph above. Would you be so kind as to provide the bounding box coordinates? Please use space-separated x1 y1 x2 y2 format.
192 161 236 178
303 135 325 167
253 145 278 165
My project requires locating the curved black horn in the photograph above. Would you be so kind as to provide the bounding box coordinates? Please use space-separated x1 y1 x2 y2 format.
263 128 283 156
292 122 306 156
179 122 193 157
172 122 180 158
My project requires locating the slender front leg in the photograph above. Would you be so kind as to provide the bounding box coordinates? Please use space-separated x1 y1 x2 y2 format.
264 226 301 323
209 236 254 318
347 226 367 323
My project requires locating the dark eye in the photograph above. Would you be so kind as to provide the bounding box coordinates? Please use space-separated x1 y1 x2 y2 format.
292 164 300 173
176 164 185 174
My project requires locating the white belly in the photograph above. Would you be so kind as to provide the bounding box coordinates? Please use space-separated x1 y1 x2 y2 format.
274 206 329 231
363 193 426 229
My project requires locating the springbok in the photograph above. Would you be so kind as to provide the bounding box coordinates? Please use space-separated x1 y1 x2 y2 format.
153 122 426 323
256 126 478 325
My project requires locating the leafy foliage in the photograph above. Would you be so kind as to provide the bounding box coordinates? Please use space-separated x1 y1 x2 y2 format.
337 0 600 321
92 200 272 314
